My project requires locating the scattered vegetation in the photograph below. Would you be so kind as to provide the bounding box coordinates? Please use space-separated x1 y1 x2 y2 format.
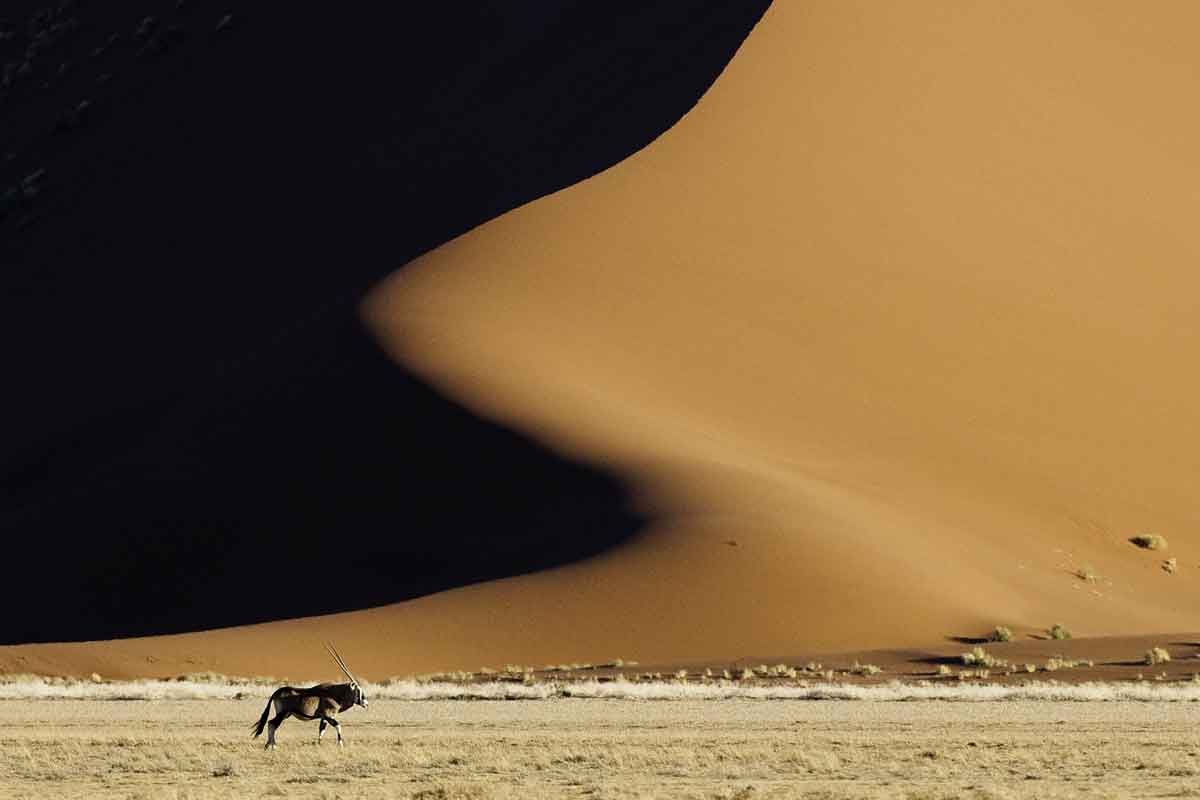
850 662 881 676
1075 565 1098 583
1163 558 1178 575
962 647 994 668
1130 534 1168 551
1043 657 1092 672
1146 647 1172 666
1048 624 1072 640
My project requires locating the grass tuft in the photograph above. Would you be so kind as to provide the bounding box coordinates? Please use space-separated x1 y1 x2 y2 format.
1145 647 1171 666
1048 624 1072 641
989 626 1014 642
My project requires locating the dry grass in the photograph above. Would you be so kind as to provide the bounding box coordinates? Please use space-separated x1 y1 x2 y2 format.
2 695 1199 799
1146 647 1172 666
988 626 1013 642
1048 623 1072 640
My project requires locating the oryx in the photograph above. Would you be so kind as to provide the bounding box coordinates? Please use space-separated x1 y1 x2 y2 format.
251 643 368 749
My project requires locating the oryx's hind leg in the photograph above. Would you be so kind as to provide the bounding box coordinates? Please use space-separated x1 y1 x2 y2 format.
322 716 344 747
265 710 290 750
318 718 327 744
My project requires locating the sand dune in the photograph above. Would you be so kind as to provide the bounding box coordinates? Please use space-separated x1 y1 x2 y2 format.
361 2 1200 662
6 1 1200 678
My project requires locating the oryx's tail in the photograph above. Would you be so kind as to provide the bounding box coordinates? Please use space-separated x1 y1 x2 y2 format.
251 687 286 738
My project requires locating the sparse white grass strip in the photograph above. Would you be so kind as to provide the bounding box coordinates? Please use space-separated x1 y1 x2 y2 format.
5 678 1200 702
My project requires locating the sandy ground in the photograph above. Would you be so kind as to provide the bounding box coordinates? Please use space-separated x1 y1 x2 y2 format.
2 697 1198 799
4 633 1200 687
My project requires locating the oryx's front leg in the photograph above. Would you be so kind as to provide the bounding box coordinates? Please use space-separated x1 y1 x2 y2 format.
322 716 344 747
318 718 327 744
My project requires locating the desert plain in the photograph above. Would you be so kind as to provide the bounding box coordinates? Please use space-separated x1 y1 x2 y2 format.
4 691 1200 800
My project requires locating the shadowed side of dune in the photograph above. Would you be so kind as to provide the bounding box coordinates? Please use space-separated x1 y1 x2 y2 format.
6 309 645 642
0 1 771 643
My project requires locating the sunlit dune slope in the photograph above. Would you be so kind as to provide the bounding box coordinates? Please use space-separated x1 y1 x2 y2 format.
7 1 1200 680
361 1 1200 662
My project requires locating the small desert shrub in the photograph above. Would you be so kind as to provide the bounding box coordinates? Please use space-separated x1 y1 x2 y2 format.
962 648 985 667
1163 558 1178 575
1145 647 1171 666
989 626 1013 642
961 647 1008 669
1024 664 1037 673
738 668 754 681
1130 534 1168 551
1048 623 1072 640
212 763 236 778
937 665 953 676
851 662 881 676
1075 565 1098 583
1043 656 1087 672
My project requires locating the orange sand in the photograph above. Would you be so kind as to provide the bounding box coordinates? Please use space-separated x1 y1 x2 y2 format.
6 1 1200 679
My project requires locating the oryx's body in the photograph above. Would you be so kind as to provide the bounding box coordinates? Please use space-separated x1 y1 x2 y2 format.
251 644 368 749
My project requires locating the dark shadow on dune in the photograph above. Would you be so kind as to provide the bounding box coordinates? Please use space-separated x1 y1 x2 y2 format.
0 0 771 642
945 636 989 646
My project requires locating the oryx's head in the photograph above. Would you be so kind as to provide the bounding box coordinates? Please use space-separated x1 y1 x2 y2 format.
326 642 369 708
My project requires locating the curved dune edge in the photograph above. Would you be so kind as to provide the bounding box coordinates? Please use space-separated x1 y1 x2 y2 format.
6 1 1200 679
361 3 1200 663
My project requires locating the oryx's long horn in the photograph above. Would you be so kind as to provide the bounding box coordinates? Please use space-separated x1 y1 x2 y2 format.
326 642 358 684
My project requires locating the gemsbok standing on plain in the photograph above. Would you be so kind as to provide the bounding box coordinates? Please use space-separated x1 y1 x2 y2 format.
251 643 369 749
